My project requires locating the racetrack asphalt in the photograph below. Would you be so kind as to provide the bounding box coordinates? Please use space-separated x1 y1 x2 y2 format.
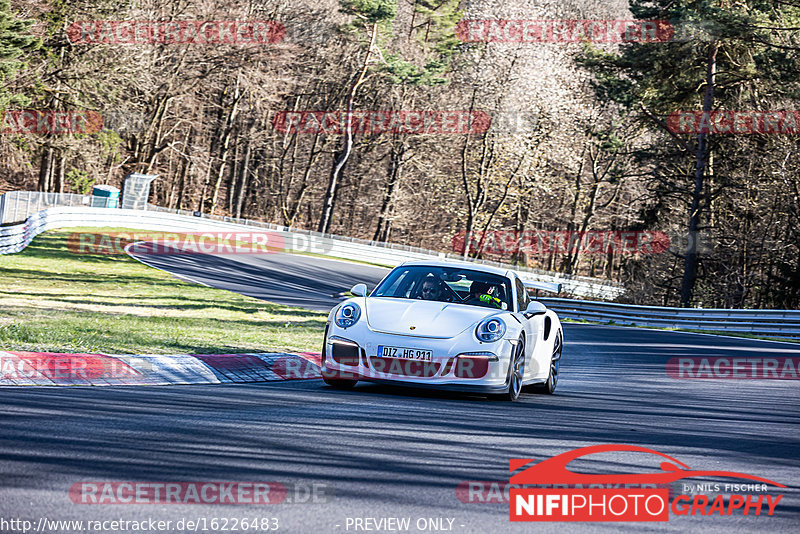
127 247 390 311
1 250 798 533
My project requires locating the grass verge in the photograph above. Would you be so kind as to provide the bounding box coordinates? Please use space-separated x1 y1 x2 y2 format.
0 228 327 354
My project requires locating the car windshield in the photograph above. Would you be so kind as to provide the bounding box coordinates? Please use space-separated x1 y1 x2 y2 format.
372 266 513 310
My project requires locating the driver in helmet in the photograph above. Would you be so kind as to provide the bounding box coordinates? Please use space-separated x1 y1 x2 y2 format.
464 281 503 308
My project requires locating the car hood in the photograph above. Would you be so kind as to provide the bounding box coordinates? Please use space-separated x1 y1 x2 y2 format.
365 297 497 338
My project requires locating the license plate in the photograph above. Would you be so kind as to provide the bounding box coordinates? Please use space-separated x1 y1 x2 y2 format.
377 345 433 362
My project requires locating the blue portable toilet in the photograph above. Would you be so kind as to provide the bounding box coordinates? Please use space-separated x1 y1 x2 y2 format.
92 185 121 208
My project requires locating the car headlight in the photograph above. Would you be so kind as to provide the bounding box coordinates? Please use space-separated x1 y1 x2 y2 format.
476 317 506 342
335 303 361 328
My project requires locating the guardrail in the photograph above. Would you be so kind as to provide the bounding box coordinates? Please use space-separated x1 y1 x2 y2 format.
0 190 626 299
3 204 798 337
143 203 624 299
0 205 622 299
538 298 800 339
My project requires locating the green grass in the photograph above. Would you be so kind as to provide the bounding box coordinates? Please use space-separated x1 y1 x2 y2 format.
0 228 328 354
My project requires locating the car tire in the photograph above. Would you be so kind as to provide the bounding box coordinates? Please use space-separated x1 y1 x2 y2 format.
321 324 358 389
531 330 562 394
493 335 525 401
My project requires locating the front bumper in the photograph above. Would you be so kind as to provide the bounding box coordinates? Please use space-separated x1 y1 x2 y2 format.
322 327 517 392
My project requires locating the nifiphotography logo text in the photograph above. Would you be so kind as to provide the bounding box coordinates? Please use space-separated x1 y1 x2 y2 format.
508 444 785 522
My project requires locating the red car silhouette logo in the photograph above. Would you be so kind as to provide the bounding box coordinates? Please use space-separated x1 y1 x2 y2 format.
510 444 785 487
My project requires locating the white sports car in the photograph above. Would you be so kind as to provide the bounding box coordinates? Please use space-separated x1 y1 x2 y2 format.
321 261 563 401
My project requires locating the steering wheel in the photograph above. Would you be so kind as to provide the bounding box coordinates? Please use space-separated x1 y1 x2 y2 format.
437 282 457 302
423 281 457 303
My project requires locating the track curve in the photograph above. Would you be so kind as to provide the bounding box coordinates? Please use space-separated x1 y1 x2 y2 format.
1 248 798 533
127 245 389 311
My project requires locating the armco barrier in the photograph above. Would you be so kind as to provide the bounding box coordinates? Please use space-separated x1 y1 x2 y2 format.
143 203 623 299
2 204 798 337
0 203 623 300
539 298 800 339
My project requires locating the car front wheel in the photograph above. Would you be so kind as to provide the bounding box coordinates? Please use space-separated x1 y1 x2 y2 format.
495 336 525 401
531 330 562 394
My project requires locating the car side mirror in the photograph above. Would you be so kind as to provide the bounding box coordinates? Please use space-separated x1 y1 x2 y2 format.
525 301 547 315
350 283 368 297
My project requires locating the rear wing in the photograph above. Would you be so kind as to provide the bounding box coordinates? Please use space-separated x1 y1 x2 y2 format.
523 280 562 295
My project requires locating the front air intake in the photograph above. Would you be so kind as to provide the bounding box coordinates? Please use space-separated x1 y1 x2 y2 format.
331 341 360 366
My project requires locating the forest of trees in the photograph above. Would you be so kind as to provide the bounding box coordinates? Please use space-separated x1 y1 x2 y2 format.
0 0 798 309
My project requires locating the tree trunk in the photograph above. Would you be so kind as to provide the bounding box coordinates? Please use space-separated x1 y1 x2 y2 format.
318 22 378 233
564 146 588 273
38 146 54 192
199 97 225 212
210 81 242 215
235 121 256 219
680 41 717 307
228 129 241 214
175 127 193 210
373 140 406 241
568 161 604 275
459 88 488 259
283 133 321 227
54 152 66 193
176 157 189 210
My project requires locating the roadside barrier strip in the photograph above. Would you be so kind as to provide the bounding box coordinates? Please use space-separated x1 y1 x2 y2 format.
538 298 800 339
0 199 625 300
0 351 322 386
